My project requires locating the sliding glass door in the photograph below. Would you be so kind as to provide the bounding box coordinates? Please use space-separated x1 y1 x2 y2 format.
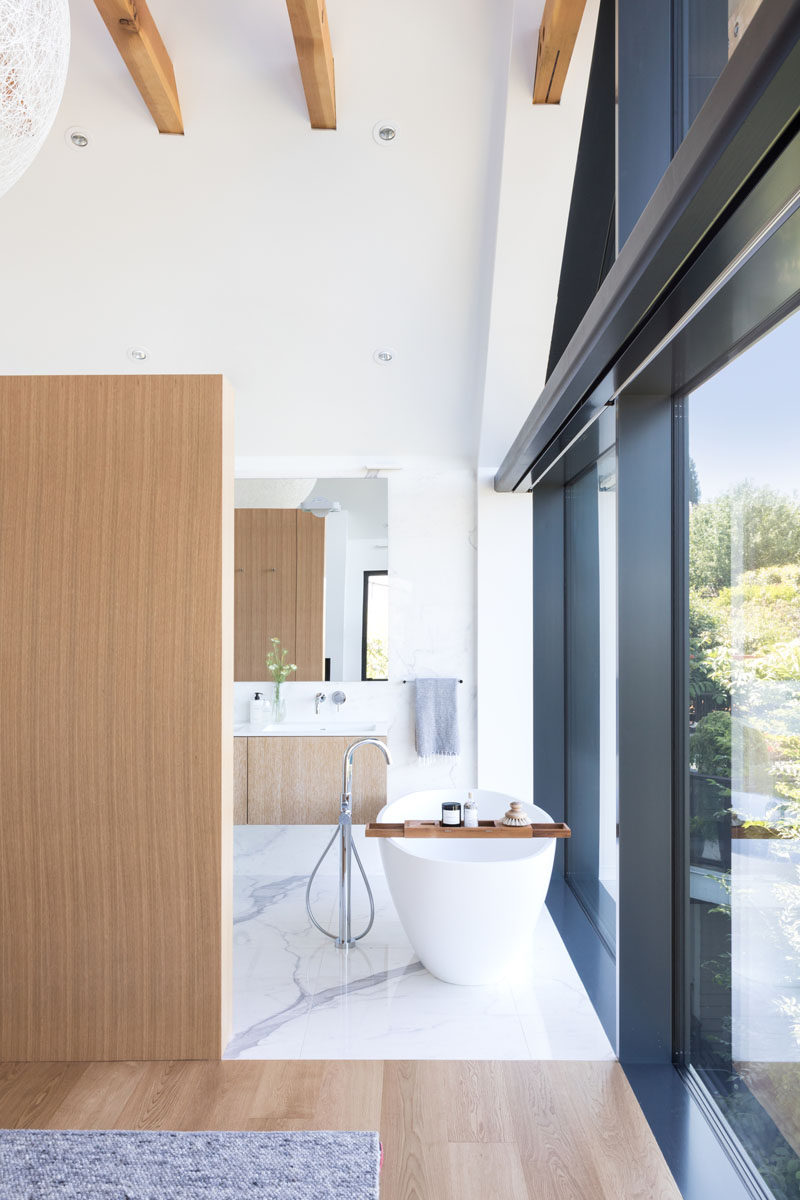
684 309 800 1198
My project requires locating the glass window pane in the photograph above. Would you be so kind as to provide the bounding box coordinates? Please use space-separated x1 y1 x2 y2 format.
565 446 618 951
362 571 388 681
688 308 800 1198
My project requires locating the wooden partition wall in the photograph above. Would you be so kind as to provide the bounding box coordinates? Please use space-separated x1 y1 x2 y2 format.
0 375 233 1061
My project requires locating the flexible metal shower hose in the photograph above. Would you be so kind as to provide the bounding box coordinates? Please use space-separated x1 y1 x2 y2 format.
305 826 376 942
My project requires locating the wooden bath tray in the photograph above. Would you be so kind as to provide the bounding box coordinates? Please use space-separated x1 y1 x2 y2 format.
365 820 571 839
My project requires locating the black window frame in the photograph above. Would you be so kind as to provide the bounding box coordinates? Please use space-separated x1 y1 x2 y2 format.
500 2 800 1194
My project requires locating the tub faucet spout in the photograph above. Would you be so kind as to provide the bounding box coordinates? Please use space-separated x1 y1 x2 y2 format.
341 737 392 812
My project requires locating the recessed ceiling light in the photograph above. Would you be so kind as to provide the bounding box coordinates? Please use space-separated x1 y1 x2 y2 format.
65 127 89 149
373 349 394 364
372 122 397 145
127 346 149 363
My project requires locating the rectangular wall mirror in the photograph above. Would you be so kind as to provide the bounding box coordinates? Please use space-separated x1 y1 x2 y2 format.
234 477 388 682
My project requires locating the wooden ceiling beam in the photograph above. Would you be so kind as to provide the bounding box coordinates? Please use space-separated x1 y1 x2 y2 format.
285 0 336 130
533 0 588 105
93 0 183 134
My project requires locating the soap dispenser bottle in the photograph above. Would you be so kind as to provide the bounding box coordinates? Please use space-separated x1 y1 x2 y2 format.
250 691 268 727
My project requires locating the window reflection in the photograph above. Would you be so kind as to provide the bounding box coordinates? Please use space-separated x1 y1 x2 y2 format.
362 571 389 681
688 309 800 1199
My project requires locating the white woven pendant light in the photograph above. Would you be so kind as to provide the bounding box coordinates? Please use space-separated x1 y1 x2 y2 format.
0 0 70 199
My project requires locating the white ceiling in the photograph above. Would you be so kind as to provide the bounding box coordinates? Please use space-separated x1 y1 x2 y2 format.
0 0 522 461
314 477 388 537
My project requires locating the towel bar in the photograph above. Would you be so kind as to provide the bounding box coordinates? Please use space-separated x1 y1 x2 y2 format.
365 820 571 839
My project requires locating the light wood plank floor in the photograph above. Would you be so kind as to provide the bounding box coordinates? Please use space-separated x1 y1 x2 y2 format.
0 1060 681 1199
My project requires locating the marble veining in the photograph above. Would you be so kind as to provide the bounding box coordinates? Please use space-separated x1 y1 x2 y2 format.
226 825 616 1061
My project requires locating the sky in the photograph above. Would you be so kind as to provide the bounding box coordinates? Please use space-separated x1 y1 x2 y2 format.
689 306 800 501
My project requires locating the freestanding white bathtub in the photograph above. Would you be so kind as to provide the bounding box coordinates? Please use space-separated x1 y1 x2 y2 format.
377 789 557 985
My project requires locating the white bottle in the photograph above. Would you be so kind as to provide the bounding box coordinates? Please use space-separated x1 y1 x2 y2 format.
464 793 478 828
249 691 268 728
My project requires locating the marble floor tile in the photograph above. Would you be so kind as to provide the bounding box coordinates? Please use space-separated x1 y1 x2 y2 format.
226 824 616 1062
226 1007 310 1060
234 824 340 878
300 1004 533 1061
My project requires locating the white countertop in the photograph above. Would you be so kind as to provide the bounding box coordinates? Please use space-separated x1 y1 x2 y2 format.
234 720 389 738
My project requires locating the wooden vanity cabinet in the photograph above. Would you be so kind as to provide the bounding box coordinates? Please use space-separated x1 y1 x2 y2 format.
233 737 248 824
241 736 388 824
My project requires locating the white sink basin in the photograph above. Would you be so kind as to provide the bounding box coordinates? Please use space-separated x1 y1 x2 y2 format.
234 720 386 737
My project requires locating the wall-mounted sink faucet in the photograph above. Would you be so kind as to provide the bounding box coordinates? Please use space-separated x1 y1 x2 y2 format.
314 692 326 715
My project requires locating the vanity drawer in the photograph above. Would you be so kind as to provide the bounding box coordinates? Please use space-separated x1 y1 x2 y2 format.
246 735 388 824
233 737 248 823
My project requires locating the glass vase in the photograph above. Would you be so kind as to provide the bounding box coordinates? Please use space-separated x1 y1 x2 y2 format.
271 683 287 724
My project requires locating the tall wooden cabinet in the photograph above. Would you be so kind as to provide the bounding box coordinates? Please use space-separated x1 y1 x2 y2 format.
234 509 324 680
0 374 233 1062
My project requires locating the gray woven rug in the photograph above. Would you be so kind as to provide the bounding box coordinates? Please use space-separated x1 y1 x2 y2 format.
0 1129 380 1199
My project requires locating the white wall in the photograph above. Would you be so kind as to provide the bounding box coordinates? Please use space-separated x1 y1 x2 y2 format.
478 0 600 467
474 0 600 806
476 471 533 801
235 457 477 801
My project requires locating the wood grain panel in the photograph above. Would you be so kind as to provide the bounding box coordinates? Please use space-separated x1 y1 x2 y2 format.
532 0 588 104
246 736 387 824
379 1061 682 1200
93 0 184 133
219 379 234 1057
0 375 233 1061
294 510 325 681
505 1060 681 1199
247 737 339 824
0 1060 682 1199
234 509 259 681
261 511 298 679
234 510 297 681
233 738 248 824
285 0 337 130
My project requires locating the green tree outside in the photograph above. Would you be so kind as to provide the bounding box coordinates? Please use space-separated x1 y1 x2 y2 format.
689 481 800 593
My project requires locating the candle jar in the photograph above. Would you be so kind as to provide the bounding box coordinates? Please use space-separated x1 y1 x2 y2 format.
441 801 462 827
